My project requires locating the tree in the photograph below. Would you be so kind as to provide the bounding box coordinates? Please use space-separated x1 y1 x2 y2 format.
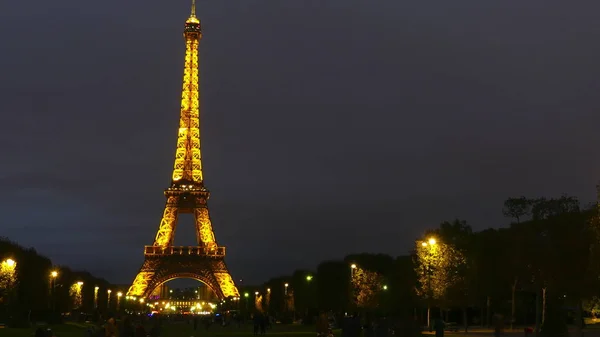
316 261 351 312
414 232 466 326
503 197 531 223
351 266 384 310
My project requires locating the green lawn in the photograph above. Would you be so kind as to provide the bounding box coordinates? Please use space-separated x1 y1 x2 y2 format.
0 321 329 337
0 322 96 337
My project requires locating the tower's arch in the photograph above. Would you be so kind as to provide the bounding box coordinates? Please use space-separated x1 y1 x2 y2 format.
150 273 219 298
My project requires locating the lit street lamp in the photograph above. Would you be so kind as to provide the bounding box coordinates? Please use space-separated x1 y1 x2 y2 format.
50 270 58 312
422 237 437 329
1 259 16 316
117 292 123 310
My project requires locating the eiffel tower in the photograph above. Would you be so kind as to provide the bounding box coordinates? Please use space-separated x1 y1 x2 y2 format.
127 1 239 299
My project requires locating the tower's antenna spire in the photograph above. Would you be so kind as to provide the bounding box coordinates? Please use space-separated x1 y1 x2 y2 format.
191 0 196 17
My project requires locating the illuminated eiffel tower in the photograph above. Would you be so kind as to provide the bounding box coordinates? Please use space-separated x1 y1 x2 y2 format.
127 0 239 299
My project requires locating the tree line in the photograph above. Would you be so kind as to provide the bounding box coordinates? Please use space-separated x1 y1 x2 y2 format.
238 195 599 337
0 237 118 327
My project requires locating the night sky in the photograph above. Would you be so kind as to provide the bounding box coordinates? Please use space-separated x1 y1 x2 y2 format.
1 0 600 285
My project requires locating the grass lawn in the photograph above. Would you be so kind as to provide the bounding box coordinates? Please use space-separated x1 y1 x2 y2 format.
0 321 330 337
0 322 96 337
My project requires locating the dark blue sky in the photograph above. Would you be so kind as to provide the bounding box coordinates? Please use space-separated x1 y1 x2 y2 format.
1 0 600 285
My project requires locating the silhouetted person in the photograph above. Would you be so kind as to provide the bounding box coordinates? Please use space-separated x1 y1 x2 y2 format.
260 314 267 334
134 322 146 337
434 317 445 337
253 312 262 335
105 317 118 337
121 316 134 337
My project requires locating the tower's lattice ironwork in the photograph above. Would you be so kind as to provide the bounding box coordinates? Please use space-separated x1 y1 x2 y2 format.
127 0 239 299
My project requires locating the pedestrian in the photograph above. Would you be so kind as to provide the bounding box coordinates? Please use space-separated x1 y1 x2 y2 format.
434 317 445 337
104 317 118 337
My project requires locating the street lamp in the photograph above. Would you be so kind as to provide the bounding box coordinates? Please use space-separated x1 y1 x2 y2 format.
94 287 99 309
306 275 313 281
72 282 84 309
1 259 16 316
422 236 437 329
50 271 58 312
117 292 123 311
350 263 357 278
284 283 289 295
107 289 112 308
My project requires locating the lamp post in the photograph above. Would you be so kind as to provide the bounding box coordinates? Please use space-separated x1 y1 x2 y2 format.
107 289 112 309
117 292 123 311
50 271 58 312
73 282 84 310
2 259 16 316
94 287 99 309
422 237 437 329
350 264 358 309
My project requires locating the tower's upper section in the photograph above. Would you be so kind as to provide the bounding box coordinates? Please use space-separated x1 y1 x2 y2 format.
185 0 202 35
171 0 204 186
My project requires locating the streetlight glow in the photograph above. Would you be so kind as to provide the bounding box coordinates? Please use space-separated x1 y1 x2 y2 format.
77 281 83 286
306 275 313 281
428 238 437 245
51 271 58 278
117 292 123 297
350 264 357 269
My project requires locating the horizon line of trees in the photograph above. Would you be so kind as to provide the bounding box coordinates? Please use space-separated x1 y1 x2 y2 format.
236 194 600 337
0 237 123 327
3 193 599 337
